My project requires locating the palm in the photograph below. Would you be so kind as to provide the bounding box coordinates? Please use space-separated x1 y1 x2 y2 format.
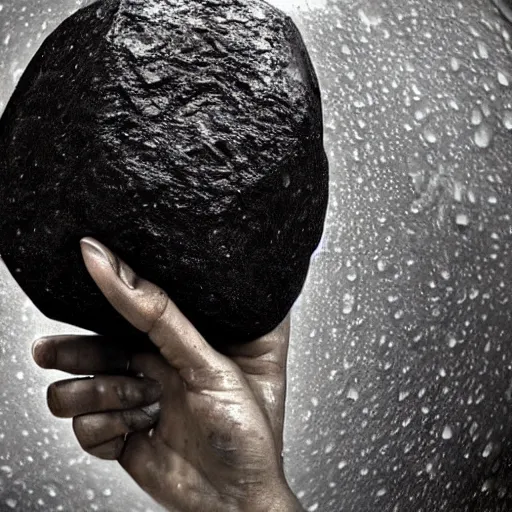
124 315 290 511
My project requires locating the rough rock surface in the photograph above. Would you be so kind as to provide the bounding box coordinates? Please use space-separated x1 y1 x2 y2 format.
0 0 328 347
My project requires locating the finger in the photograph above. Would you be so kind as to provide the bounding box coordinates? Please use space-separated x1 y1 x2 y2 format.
86 436 126 460
32 335 132 375
47 375 162 418
73 402 160 460
129 352 181 389
119 430 189 497
80 238 233 380
118 431 161 490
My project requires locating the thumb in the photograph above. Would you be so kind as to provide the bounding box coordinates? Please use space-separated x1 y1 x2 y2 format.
79 237 232 382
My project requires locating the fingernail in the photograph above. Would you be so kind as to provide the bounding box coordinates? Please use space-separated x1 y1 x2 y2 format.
80 237 117 269
32 337 55 369
117 260 136 290
80 238 135 289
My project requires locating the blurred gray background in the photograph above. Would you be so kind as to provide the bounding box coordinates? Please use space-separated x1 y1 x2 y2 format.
2 0 512 510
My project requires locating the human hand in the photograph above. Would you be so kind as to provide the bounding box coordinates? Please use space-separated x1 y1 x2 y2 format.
32 238 303 512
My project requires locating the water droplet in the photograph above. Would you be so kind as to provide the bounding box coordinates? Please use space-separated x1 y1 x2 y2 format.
450 57 461 72
452 181 463 202
471 107 483 126
483 442 493 458
477 41 489 59
358 7 382 27
481 479 494 493
377 259 386 272
474 123 493 148
347 387 359 401
448 336 457 348
423 127 437 144
498 69 510 86
442 426 453 440
481 102 491 117
412 83 422 96
449 99 459 110
414 108 428 121
399 390 410 401
342 293 355 314
456 213 470 227
408 168 426 195
502 110 512 130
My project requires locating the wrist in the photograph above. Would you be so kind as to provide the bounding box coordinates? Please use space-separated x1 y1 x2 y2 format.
240 481 304 512
269 490 304 512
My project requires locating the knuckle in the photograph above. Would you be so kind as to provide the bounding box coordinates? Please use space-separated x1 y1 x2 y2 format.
92 377 108 399
126 280 170 334
113 381 141 408
120 409 137 430
113 382 129 408
119 407 157 431
145 290 169 333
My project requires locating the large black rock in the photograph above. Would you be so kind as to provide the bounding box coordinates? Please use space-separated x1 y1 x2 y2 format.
0 0 328 347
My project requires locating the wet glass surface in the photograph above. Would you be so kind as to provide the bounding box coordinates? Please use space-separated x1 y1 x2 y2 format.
3 0 512 510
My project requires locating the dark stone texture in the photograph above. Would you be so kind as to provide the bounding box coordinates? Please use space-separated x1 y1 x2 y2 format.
0 0 328 347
